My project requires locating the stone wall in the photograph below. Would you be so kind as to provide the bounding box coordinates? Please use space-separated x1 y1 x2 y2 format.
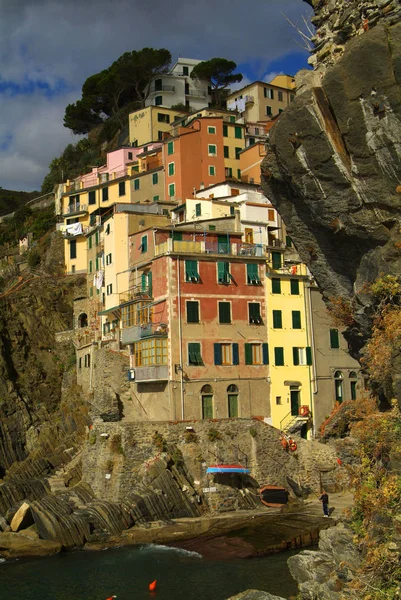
306 0 401 68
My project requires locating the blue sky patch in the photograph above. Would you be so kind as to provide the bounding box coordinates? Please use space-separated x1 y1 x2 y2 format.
0 77 71 98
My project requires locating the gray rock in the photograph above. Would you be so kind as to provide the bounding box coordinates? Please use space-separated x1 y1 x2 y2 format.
226 591 286 600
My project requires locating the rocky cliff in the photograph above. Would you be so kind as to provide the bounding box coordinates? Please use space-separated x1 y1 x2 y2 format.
262 10 401 398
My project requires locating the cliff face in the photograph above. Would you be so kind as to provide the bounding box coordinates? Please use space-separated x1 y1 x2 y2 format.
262 12 401 395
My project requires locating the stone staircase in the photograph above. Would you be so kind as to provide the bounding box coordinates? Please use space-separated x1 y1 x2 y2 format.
46 450 83 494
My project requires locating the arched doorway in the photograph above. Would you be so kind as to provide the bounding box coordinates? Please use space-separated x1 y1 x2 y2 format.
78 313 88 328
227 384 239 417
349 371 357 400
201 385 213 419
334 371 344 403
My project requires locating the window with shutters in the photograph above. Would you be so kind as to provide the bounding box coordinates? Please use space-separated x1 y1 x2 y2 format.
208 144 217 156
158 112 170 123
102 187 109 201
272 278 281 294
249 303 262 324
187 301 200 323
185 260 200 282
221 343 232 365
214 343 239 366
290 279 300 295
330 328 340 349
274 347 284 366
208 126 216 134
168 183 175 197
264 88 274 99
168 162 175 176
272 251 282 270
141 235 148 253
167 141 174 155
188 342 203 365
273 310 282 329
155 96 162 106
225 167 233 178
69 240 77 259
88 190 96 205
293 347 312 366
219 302 231 324
223 124 228 137
235 147 242 160
217 261 230 284
152 173 158 185
234 126 242 139
89 260 93 274
266 105 272 116
245 342 268 365
119 181 126 196
195 203 201 217
153 195 159 202
292 311 301 329
106 284 113 295
106 253 112 266
208 165 216 176
134 179 140 191
224 146 229 158
88 236 92 249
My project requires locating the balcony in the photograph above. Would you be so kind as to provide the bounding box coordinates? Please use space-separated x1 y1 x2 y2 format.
150 84 175 94
122 322 168 345
119 285 152 305
131 365 169 382
63 204 88 216
186 90 207 99
155 238 266 257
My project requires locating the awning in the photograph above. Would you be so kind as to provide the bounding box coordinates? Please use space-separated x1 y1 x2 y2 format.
206 464 250 474
98 305 121 317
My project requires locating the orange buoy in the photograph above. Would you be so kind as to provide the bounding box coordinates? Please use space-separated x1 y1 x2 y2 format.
288 439 297 452
149 580 157 592
106 596 117 600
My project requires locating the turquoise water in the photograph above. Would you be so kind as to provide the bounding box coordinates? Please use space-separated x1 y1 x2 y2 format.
1 544 298 600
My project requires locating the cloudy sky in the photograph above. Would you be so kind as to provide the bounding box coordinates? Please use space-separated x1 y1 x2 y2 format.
0 0 313 192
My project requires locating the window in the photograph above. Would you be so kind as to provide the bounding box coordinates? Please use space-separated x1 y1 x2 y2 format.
229 116 235 123
278 91 283 102
95 231 99 246
273 310 282 329
226 167 233 178
102 187 109 202
121 301 152 328
185 260 200 282
158 131 164 141
230 206 235 215
334 370 344 403
119 181 126 196
274 347 284 366
106 284 113 295
217 261 230 284
214 343 239 366
247 263 260 284
219 302 231 324
88 190 96 205
69 240 76 259
293 347 312 366
330 328 340 349
89 260 93 274
168 162 175 176
234 126 242 139
227 384 239 418
276 396 282 405
208 126 216 134
249 303 262 324
249 137 256 146
350 372 357 400
187 301 200 323
272 278 281 294
155 96 162 105
245 343 269 365
153 195 159 202
201 385 213 419
188 342 203 366
168 183 175 197
208 144 217 156
134 338 167 366
158 112 170 123
292 311 302 329
134 179 140 191
192 203 200 217
235 147 242 159
88 236 92 250
272 251 282 270
167 141 174 155
264 88 274 99
152 173 158 185
106 253 112 266
141 235 148 253
209 165 216 176
84 353 91 368
237 169 241 179
290 279 300 295
266 106 272 117
224 145 229 158
183 66 189 76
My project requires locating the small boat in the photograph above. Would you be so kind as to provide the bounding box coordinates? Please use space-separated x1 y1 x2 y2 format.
206 464 250 474
259 485 289 507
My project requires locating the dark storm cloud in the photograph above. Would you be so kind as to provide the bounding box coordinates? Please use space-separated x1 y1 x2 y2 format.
0 0 312 190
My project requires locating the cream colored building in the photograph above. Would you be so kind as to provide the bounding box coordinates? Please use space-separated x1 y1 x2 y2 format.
129 106 186 147
226 79 296 122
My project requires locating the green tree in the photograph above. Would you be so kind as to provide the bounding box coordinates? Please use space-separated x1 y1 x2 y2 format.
190 58 243 107
63 99 104 135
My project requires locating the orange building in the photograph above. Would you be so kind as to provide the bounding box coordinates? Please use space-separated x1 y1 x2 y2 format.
162 117 226 203
239 142 267 185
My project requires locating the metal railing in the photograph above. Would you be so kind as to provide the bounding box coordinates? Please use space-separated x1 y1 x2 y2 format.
119 285 152 305
64 204 88 215
155 238 266 257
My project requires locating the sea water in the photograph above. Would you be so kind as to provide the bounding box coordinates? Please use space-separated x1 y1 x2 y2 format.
1 544 298 600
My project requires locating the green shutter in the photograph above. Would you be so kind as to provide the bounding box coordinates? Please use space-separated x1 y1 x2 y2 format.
189 342 202 365
235 126 242 139
290 279 300 295
141 236 148 252
233 343 239 365
141 273 147 291
227 167 232 178
185 260 199 282
273 310 282 329
89 260 92 274
214 343 222 365
249 303 261 323
245 343 252 365
88 190 96 205
272 251 282 270
152 173 158 184
224 145 229 158
187 301 199 323
237 169 241 179
134 179 140 190
88 236 92 249
223 124 228 137
219 302 231 323
217 262 229 284
167 141 174 155
235 147 241 159
168 163 174 176
262 343 269 365
195 203 201 216
286 236 292 247
330 328 340 349
275 347 284 366
292 311 301 329
147 272 152 296
272 278 281 294
306 347 313 365
293 347 299 366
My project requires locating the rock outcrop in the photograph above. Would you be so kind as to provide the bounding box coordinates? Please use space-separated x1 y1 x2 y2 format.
262 14 401 398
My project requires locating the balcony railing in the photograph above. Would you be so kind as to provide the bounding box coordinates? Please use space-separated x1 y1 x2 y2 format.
64 204 88 215
186 90 207 99
131 365 168 382
121 322 168 345
119 285 152 305
155 238 266 257
151 84 175 93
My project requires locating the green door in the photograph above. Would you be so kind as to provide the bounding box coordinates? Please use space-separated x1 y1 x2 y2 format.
290 390 300 417
350 381 357 401
218 234 229 254
228 394 238 418
172 231 182 241
202 395 213 419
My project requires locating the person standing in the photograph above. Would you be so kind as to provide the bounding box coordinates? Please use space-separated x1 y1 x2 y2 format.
319 490 329 517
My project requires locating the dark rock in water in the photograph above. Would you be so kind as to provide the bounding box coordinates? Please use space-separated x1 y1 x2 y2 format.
0 531 61 558
226 591 286 600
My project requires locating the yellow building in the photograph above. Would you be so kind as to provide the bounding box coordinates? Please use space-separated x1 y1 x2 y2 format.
266 245 313 438
129 106 186 147
226 80 296 122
